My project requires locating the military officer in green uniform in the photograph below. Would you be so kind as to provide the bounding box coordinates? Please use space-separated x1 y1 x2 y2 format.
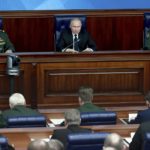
0 30 15 53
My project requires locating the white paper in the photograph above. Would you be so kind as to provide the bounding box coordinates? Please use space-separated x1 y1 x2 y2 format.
47 123 55 127
128 113 137 122
31 138 50 142
50 119 64 125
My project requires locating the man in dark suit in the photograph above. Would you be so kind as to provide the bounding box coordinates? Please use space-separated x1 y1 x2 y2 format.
129 121 150 150
0 30 15 53
51 109 92 148
2 93 41 121
77 86 105 112
130 91 150 124
56 18 96 53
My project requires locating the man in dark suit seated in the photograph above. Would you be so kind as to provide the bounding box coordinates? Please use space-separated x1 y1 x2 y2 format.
77 86 105 112
129 121 150 150
56 18 96 53
51 109 92 148
130 91 150 124
2 93 41 120
0 30 15 53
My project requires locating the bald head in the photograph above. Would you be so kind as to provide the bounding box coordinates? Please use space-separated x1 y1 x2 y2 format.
103 133 126 150
27 139 49 150
48 139 64 150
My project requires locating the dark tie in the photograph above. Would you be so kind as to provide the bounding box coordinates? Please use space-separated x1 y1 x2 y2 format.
74 34 79 51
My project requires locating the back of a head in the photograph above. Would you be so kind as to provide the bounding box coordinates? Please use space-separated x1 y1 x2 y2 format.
48 139 64 150
103 133 125 150
78 86 93 103
9 93 26 109
27 139 49 150
64 109 81 125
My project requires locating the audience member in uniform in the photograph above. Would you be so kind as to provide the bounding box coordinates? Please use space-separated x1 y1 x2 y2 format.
130 91 150 124
0 29 15 53
2 93 42 120
103 133 126 150
129 121 150 150
77 86 105 112
27 139 49 150
51 109 92 148
48 139 64 150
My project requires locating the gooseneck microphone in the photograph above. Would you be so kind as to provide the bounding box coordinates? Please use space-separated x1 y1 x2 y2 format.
63 39 80 52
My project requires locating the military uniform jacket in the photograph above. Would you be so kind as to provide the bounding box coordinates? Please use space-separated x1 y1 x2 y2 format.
78 102 105 112
0 30 15 53
2 105 41 120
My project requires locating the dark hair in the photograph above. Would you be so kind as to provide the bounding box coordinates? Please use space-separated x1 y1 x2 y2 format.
78 86 93 103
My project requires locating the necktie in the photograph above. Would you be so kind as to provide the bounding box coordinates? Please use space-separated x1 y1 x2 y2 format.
74 34 79 51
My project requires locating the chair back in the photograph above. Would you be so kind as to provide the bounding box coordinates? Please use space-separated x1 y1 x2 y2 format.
143 13 150 50
0 135 8 150
144 132 150 150
67 132 109 150
0 17 3 30
80 111 117 126
6 115 46 128
54 14 86 50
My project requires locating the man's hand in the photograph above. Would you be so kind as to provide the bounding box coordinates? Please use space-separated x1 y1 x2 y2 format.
65 48 79 53
82 48 93 52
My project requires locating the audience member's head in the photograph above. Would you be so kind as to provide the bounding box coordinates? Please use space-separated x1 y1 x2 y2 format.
48 139 64 150
103 133 126 150
70 18 82 34
78 86 93 105
9 93 26 109
27 139 49 150
144 91 150 107
64 109 81 126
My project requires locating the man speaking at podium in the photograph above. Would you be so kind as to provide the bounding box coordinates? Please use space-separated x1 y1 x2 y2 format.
56 18 96 53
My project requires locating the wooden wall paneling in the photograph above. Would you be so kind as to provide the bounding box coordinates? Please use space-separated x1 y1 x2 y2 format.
0 10 145 52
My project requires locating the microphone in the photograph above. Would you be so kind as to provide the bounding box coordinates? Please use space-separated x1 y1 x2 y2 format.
63 39 80 52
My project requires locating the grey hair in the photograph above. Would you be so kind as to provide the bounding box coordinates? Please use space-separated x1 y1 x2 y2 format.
64 109 81 125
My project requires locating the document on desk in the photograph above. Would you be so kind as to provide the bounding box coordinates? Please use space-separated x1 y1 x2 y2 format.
124 132 135 145
128 113 137 122
50 119 65 125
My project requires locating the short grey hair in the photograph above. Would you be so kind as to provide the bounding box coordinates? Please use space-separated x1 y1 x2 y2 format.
9 93 26 109
48 139 64 150
70 18 82 26
27 139 49 150
78 86 93 103
64 109 81 125
103 133 125 150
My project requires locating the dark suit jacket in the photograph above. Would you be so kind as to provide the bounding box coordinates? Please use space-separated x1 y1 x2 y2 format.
78 102 105 113
129 121 150 150
51 124 92 148
56 29 96 52
2 105 41 120
130 108 150 124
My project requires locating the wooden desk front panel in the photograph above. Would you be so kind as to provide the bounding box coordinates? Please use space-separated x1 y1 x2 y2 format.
37 60 146 107
0 52 150 108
